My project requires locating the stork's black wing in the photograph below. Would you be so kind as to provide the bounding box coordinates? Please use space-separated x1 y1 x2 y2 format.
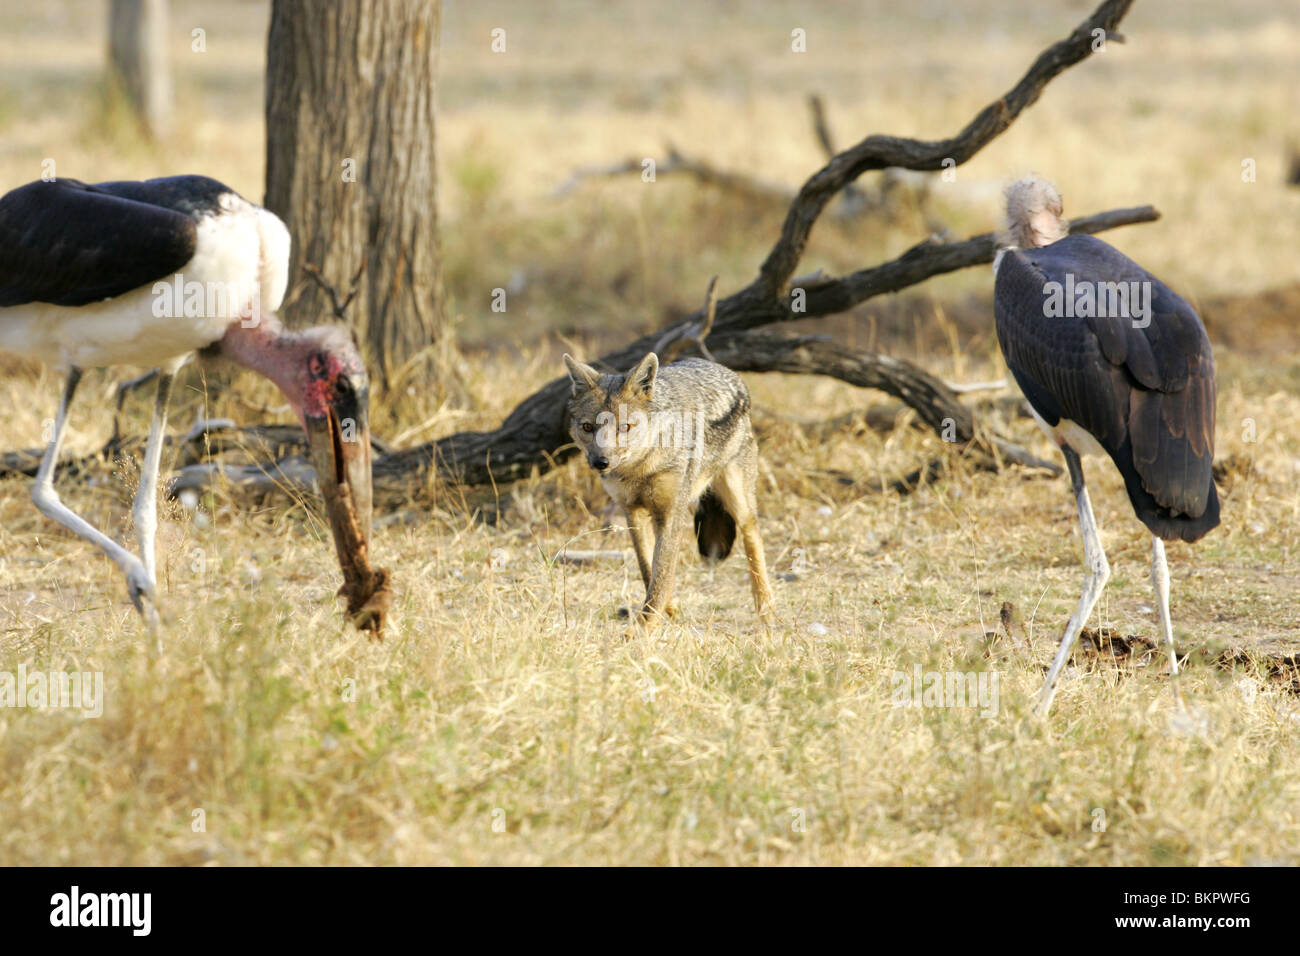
0 178 202 307
995 234 1218 542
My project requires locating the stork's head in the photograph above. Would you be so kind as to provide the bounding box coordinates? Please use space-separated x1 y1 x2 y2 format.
1002 176 1068 250
215 318 388 631
290 326 374 541
283 326 388 631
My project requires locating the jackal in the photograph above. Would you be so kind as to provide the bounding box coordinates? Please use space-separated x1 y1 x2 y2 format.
563 351 775 631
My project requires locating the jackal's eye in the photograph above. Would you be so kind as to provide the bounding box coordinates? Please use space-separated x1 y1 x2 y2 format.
618 422 633 433
580 422 595 433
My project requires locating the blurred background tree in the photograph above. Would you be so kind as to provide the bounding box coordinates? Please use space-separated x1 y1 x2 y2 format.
107 0 172 138
265 0 448 390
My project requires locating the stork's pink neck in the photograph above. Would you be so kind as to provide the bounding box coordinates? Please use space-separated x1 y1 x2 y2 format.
215 317 310 426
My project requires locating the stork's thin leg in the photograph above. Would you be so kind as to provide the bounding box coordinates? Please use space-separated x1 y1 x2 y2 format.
32 368 156 618
1035 447 1110 717
133 371 173 586
1150 536 1188 712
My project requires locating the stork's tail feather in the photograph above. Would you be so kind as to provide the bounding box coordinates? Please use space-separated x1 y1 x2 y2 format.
1122 368 1218 542
1123 468 1221 544
694 490 736 563
1001 175 1069 250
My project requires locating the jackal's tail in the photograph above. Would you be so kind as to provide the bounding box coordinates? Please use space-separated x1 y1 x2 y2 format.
694 490 736 563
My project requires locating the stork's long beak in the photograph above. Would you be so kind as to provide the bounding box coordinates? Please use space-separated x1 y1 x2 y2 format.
304 376 389 634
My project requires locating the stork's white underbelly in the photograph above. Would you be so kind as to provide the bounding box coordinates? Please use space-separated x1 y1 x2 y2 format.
0 198 288 371
0 285 238 369
1026 403 1106 458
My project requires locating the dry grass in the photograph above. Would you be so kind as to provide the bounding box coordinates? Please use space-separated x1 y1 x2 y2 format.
1 0 1299 865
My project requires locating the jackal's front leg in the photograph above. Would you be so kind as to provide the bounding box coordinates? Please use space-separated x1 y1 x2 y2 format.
621 506 677 624
638 505 688 631
625 506 655 592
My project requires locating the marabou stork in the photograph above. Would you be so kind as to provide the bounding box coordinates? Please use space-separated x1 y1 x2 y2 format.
993 176 1218 716
0 174 379 633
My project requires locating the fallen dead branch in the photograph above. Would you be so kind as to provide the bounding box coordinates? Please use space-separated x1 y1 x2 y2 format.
376 202 1149 488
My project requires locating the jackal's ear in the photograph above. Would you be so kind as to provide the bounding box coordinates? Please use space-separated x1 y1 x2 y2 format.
563 354 602 396
623 352 659 397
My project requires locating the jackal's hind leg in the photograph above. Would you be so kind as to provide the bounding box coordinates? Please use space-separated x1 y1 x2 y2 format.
713 459 775 625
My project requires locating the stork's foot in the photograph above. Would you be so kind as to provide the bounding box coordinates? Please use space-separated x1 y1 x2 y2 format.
1169 673 1189 715
142 599 162 655
127 567 163 654
125 564 157 613
1167 701 1209 738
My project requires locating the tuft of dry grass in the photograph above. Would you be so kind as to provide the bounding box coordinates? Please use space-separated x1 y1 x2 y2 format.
1 0 1299 865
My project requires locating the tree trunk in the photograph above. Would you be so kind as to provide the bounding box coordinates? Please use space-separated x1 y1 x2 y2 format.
265 0 447 388
107 0 172 138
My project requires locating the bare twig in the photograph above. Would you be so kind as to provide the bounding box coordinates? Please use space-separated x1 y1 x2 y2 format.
303 257 367 321
808 94 871 215
656 275 720 363
552 549 629 566
945 379 1008 394
553 146 792 205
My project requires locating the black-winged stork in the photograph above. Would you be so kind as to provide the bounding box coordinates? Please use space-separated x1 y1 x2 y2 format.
993 176 1218 716
0 175 378 634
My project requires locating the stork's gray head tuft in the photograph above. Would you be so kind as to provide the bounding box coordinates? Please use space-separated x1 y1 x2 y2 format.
1001 175 1068 250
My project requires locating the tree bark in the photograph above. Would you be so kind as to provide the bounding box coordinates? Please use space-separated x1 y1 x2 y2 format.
108 0 172 138
265 0 447 388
